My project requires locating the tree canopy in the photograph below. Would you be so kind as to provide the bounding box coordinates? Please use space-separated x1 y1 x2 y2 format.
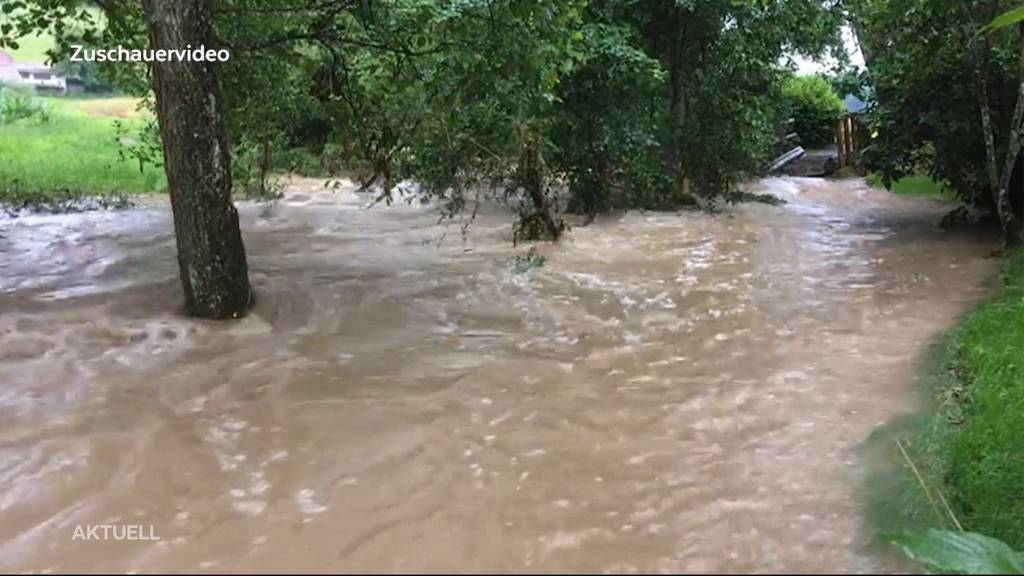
2 0 846 233
850 0 1024 243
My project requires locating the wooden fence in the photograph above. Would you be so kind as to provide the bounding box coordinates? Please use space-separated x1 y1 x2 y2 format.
835 116 869 168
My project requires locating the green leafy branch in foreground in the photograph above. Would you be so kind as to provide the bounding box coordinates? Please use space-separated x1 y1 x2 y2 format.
982 4 1024 33
886 529 1024 575
880 437 1024 574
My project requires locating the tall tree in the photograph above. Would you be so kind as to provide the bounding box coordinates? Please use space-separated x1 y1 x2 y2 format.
852 0 1024 245
636 0 842 199
141 0 252 317
1 0 253 317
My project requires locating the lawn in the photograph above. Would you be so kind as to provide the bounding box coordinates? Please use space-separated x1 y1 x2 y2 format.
865 250 1024 554
943 250 1024 547
0 94 165 203
867 173 958 200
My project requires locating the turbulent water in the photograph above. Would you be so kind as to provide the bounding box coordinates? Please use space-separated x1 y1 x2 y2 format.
0 177 997 573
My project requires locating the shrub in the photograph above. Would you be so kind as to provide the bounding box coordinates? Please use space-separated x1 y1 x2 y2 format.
0 85 52 125
233 137 284 199
781 74 844 148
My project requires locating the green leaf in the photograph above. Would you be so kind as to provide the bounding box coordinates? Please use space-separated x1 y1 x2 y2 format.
982 4 1024 33
885 530 1024 575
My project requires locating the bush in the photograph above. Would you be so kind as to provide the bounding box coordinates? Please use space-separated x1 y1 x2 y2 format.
781 74 844 148
233 137 284 199
0 85 52 125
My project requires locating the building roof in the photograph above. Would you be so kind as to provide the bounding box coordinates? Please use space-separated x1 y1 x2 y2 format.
0 50 21 83
845 94 868 114
16 63 54 74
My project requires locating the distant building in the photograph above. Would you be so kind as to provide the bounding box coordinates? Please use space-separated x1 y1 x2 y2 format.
0 50 70 93
0 50 21 84
16 63 67 93
844 94 868 115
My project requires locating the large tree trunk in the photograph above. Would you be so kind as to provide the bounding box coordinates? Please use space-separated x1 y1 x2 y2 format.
141 0 252 318
665 6 687 196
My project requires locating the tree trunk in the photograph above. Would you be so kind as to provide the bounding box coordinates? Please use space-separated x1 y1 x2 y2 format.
259 138 272 197
514 133 562 244
977 32 1024 247
665 6 687 195
141 0 252 318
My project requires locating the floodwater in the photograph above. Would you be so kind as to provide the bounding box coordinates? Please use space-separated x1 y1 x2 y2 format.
0 177 997 573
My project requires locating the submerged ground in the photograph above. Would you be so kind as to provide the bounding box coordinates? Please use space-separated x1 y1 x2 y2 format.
0 177 998 572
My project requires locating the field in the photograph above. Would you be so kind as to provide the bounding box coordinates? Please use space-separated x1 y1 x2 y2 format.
867 173 957 200
0 94 166 204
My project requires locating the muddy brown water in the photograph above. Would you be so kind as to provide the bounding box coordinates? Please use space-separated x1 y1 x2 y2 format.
0 177 997 573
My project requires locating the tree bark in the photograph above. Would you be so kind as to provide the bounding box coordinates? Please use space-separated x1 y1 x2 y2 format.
665 6 687 195
517 134 562 243
141 0 253 318
977 32 1024 246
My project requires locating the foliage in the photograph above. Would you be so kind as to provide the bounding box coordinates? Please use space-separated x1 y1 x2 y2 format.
983 4 1024 32
53 51 116 93
623 0 843 198
550 20 672 214
512 247 546 274
0 0 843 234
113 115 162 174
781 74 844 148
233 136 284 199
826 65 868 102
849 0 1022 213
0 83 51 124
886 530 1024 574
318 0 588 239
722 189 787 206
0 28 51 61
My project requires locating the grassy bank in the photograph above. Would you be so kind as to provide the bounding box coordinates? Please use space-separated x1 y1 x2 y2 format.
0 94 165 207
865 250 1024 555
867 173 957 200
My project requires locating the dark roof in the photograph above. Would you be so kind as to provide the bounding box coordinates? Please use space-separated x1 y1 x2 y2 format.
844 93 868 115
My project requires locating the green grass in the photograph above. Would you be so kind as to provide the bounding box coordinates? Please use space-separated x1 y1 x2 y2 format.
4 31 56 63
867 173 958 201
944 250 1024 546
865 250 1024 556
0 96 165 205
